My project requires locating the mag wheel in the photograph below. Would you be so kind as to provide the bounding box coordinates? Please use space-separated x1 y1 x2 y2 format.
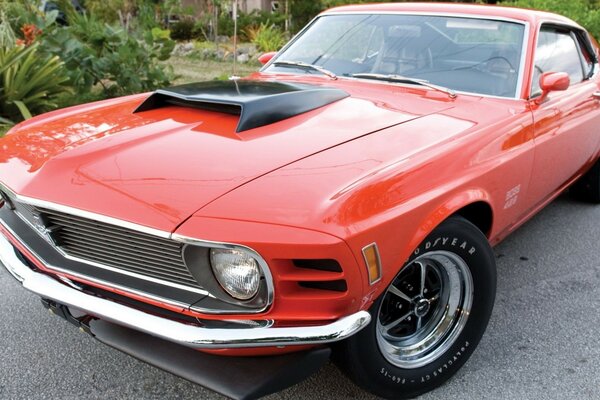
335 217 496 399
376 251 473 370
571 160 600 203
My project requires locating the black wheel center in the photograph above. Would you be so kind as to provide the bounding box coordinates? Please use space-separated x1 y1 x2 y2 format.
414 298 431 317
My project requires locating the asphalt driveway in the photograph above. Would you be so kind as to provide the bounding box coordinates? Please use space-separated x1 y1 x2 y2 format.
1 194 599 400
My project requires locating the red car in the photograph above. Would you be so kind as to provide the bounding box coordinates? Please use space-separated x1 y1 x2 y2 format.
1 3 599 399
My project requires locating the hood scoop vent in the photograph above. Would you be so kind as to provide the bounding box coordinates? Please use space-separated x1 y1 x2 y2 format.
134 80 349 132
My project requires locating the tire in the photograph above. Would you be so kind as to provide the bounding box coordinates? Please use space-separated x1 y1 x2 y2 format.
571 159 600 203
334 217 496 399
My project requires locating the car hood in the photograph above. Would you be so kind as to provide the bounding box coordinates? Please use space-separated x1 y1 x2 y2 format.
0 80 453 232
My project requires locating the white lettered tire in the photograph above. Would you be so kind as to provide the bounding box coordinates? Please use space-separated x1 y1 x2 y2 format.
335 216 496 399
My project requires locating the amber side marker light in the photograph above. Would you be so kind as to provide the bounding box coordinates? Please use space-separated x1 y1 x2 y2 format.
362 243 382 285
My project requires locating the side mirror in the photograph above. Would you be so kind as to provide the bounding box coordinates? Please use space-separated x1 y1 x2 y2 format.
535 72 570 104
258 52 277 66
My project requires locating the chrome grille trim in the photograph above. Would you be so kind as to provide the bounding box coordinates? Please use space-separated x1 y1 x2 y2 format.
0 181 275 314
39 208 205 292
1 186 207 295
0 217 195 309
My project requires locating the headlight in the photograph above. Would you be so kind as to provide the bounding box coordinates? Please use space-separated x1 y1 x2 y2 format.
210 248 261 300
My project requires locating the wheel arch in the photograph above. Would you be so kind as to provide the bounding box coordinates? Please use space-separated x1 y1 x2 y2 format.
451 201 494 238
403 189 496 256
358 188 496 305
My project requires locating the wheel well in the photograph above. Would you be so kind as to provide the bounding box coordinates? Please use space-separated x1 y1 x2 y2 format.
452 202 493 237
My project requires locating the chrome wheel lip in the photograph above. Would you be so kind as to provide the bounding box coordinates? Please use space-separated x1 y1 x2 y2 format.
376 250 474 369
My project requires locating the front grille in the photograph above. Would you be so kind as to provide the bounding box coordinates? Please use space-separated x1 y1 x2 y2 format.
15 201 202 291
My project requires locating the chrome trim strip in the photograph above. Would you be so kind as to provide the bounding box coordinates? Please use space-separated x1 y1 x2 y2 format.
262 12 530 100
0 232 371 348
516 21 531 99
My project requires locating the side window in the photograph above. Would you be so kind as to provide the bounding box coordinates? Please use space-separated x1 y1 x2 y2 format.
531 27 585 96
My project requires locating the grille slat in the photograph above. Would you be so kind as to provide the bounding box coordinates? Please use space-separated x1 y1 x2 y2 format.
44 214 181 250
64 247 200 286
15 204 204 292
58 229 185 262
59 237 192 274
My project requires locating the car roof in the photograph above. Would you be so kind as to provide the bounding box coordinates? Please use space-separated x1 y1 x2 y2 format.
324 2 581 29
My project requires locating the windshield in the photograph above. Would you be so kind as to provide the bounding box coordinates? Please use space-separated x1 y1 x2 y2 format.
265 14 526 98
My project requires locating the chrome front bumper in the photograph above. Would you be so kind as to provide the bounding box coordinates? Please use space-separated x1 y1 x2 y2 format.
0 233 371 349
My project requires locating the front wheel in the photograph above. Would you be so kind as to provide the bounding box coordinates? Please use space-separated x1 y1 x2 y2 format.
335 217 496 399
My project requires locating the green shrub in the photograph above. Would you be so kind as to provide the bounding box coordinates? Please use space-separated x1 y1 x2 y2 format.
84 0 127 24
170 17 195 41
151 26 170 40
218 10 286 41
41 8 174 99
0 1 174 125
252 23 287 52
501 0 600 39
135 1 160 31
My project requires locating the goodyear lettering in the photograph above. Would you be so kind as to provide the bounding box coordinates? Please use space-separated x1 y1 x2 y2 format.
414 238 477 256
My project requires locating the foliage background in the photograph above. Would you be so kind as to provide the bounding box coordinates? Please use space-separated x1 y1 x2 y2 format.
1 0 600 137
502 0 600 39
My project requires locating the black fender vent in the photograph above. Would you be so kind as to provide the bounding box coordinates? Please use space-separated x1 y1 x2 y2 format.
298 280 348 292
134 80 349 132
293 259 343 272
292 259 347 293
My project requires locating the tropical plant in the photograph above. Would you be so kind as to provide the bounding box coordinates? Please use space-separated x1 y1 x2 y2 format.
0 14 71 128
252 23 287 52
243 24 262 43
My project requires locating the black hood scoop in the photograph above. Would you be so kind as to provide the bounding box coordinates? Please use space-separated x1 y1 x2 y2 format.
134 80 349 132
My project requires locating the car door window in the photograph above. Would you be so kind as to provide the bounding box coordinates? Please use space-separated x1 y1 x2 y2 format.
531 27 585 96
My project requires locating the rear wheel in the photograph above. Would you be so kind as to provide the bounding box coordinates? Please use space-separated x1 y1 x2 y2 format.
335 217 496 399
571 160 600 203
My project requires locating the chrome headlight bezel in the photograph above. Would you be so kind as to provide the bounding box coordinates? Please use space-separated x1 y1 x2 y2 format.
178 236 273 314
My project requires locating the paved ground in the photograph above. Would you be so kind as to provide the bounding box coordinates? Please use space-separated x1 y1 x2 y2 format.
1 194 599 400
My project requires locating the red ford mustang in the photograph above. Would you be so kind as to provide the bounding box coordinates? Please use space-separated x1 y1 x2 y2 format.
1 3 599 399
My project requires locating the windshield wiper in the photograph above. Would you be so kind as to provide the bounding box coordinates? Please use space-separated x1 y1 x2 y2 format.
273 60 338 80
351 73 456 98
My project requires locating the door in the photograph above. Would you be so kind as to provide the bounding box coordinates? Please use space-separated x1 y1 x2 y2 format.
528 25 600 205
